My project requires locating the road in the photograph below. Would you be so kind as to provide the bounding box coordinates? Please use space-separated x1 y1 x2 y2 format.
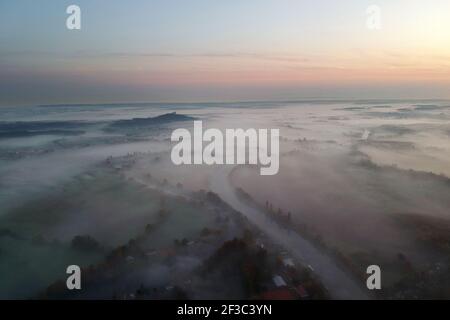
210 166 370 300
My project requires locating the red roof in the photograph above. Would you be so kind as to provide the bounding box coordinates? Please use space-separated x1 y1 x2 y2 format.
260 287 296 300
295 285 309 298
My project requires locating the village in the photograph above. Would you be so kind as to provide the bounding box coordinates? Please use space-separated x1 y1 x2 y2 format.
38 151 327 300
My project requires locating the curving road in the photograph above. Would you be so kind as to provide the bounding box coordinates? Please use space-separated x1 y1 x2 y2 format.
210 166 370 300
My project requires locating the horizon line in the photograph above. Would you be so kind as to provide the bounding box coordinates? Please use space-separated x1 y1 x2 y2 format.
3 97 450 108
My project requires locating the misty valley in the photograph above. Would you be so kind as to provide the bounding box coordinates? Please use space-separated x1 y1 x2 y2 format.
0 101 450 300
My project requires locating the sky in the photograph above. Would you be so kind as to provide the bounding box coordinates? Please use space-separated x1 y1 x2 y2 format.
1 0 450 106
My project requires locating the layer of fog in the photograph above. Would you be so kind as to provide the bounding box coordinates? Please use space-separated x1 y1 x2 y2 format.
1 100 449 298
0 140 169 214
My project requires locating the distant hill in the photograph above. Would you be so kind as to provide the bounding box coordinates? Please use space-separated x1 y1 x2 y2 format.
109 112 195 128
0 121 87 138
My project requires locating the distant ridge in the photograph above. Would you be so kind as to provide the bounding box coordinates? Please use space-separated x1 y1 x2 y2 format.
109 112 195 128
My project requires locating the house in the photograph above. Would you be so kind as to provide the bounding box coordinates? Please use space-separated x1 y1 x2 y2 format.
282 258 295 268
145 250 157 257
260 288 296 300
273 275 287 287
295 284 309 299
